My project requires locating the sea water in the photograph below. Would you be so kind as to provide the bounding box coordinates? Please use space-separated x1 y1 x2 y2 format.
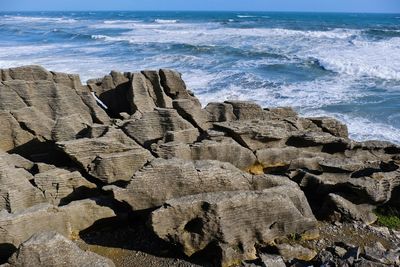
0 11 399 143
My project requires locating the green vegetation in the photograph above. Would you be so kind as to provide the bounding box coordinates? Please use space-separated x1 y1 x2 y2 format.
374 206 400 230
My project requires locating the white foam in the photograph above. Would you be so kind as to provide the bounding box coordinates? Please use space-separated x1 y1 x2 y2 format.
309 37 400 81
237 15 257 18
1 15 77 24
103 20 141 24
304 111 400 145
154 19 178 24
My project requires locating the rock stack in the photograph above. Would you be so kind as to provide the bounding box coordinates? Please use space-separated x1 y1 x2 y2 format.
0 65 399 267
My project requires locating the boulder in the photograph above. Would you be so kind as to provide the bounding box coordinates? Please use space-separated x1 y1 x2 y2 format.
322 193 377 225
159 69 201 107
259 254 286 267
309 117 349 138
105 158 296 211
0 199 115 249
286 132 350 153
173 99 212 131
294 169 400 204
106 158 254 211
0 152 34 171
363 242 400 265
123 108 196 148
205 102 237 122
7 231 115 267
256 147 325 173
34 168 97 205
0 159 45 213
0 111 34 151
0 65 52 81
57 130 153 184
150 186 318 266
87 71 131 115
224 101 265 120
275 243 317 261
141 70 173 109
214 120 293 151
0 66 111 151
154 138 257 170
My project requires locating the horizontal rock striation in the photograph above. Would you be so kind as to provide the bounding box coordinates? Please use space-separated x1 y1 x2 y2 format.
0 65 399 267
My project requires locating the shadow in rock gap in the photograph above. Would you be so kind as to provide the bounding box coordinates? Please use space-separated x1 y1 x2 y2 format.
79 209 212 267
0 243 17 264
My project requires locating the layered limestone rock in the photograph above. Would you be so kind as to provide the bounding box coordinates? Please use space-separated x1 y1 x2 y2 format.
34 168 97 205
123 108 198 148
57 128 153 184
1 65 399 267
153 138 257 170
0 199 115 248
151 186 318 266
6 231 115 267
0 65 110 152
106 158 257 210
0 159 45 213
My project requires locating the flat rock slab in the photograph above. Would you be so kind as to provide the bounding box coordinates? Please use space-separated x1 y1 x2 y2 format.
123 108 196 148
151 186 318 266
57 130 153 184
154 138 257 170
106 158 255 211
6 231 115 267
214 120 294 151
0 199 115 249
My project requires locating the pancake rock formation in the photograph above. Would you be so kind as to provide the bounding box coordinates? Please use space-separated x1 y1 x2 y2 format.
0 65 399 267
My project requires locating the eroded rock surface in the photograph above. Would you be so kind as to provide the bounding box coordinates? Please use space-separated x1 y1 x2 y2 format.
0 65 399 267
151 186 318 266
6 231 115 267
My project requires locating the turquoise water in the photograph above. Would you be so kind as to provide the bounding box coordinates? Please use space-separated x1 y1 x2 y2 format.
0 11 399 143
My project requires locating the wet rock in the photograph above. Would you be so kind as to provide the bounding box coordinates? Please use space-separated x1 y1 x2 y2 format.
7 231 115 267
151 186 317 266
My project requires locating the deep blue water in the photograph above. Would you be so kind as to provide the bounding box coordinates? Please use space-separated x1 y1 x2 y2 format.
0 11 399 143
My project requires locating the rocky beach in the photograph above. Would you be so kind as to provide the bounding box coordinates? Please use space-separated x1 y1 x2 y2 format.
0 65 399 267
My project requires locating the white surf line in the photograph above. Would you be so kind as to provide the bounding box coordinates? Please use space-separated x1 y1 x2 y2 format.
91 92 109 110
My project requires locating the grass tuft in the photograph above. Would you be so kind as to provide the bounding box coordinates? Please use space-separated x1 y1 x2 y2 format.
374 206 400 230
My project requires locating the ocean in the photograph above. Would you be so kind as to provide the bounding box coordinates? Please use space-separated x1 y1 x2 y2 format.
0 11 399 143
